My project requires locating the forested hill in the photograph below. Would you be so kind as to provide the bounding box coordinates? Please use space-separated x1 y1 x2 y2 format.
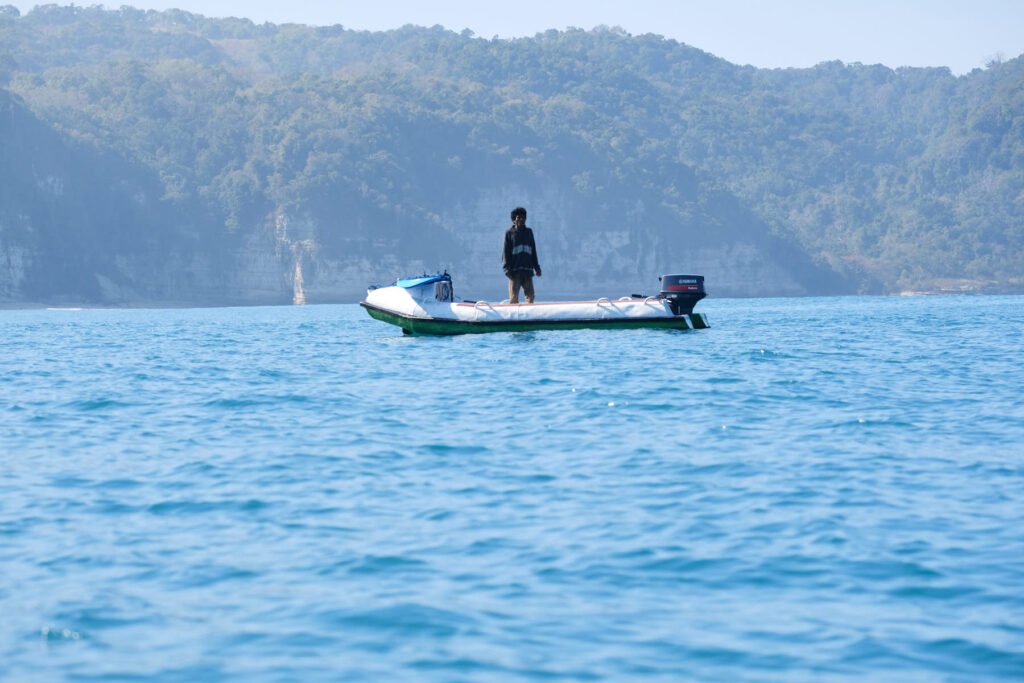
1 4 1022 304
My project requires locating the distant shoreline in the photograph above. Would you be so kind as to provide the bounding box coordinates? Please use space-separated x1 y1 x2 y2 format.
4 287 1023 311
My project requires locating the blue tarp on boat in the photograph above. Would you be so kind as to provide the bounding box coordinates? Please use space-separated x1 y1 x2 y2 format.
395 274 450 289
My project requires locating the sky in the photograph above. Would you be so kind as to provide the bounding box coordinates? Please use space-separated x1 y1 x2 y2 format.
10 1 1024 75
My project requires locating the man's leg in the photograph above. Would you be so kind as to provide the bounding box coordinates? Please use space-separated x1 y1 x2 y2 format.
523 275 535 304
508 275 520 304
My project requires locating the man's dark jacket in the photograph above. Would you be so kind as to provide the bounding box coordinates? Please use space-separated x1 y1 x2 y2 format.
502 225 540 276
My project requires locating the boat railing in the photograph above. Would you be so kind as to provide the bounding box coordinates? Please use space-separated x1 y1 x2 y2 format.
473 300 497 313
618 296 662 306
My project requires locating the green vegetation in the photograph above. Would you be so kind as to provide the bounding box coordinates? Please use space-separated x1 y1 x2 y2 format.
1 5 1022 299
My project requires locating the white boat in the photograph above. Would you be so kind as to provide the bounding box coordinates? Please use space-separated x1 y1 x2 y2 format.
361 273 708 335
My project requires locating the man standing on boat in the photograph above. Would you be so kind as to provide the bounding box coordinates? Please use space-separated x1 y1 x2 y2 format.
503 206 542 304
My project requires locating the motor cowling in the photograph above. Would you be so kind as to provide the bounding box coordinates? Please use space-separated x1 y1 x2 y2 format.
658 274 706 315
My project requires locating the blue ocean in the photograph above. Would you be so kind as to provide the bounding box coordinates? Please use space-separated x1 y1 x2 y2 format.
2 294 1022 682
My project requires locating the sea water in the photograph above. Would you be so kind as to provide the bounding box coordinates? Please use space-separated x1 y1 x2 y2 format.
1 295 1022 682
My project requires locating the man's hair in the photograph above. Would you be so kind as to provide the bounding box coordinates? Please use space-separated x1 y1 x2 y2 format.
510 207 527 221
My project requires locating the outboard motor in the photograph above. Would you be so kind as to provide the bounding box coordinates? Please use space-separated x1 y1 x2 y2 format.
658 274 706 315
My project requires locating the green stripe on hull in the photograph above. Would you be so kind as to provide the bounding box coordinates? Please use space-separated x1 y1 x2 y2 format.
362 303 707 335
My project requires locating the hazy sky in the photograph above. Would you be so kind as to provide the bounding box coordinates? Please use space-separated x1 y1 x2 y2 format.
11 1 1024 74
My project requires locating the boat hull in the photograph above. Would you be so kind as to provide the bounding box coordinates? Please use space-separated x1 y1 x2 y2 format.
362 301 709 335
